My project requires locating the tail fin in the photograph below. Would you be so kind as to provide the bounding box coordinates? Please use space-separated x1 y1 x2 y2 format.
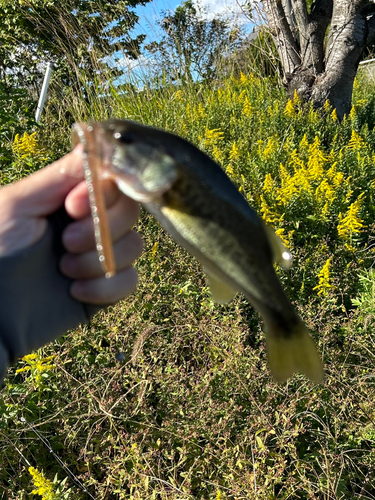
266 322 324 383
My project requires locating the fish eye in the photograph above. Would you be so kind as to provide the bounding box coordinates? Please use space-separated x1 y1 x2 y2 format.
114 131 133 144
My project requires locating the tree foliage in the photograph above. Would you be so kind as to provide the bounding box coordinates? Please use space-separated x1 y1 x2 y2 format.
146 0 243 84
0 0 150 93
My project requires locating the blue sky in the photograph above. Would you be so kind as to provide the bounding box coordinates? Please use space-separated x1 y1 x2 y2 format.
111 0 252 82
132 0 250 41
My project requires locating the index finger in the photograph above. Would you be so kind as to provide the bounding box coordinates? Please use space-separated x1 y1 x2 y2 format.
64 178 121 220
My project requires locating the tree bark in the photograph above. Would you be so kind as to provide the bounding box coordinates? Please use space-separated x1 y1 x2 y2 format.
263 0 301 76
311 0 368 119
261 0 375 120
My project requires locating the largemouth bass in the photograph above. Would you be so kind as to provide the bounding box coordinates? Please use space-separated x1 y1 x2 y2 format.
72 119 323 383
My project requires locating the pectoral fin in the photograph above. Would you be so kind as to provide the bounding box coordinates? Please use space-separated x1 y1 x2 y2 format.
265 225 292 269
205 270 238 303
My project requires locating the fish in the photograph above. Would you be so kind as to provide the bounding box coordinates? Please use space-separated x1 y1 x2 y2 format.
72 119 324 383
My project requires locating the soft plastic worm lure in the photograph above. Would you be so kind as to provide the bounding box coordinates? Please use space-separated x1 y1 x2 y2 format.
72 122 116 278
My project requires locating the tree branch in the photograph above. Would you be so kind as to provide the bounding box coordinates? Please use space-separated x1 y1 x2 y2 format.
305 0 332 74
287 0 332 75
274 0 300 54
263 0 301 74
290 0 308 33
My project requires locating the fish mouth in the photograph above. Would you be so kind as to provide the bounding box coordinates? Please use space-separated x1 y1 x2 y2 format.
72 120 176 203
113 174 164 203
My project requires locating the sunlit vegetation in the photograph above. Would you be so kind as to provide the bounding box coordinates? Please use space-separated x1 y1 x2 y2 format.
2 20 375 499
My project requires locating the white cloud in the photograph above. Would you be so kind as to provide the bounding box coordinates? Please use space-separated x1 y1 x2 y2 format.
193 0 248 22
106 53 155 72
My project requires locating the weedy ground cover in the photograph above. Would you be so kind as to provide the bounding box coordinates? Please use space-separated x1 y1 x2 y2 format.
2 74 375 499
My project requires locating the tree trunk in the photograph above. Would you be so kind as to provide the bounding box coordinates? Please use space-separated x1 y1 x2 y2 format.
261 0 375 120
311 0 368 119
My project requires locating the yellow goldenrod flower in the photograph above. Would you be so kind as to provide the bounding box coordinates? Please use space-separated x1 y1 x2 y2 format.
299 134 309 150
331 108 338 122
313 258 332 296
293 168 312 193
344 188 353 203
307 137 327 180
212 146 225 164
260 195 282 226
229 142 240 162
198 103 206 119
293 89 301 105
284 99 295 118
237 89 246 103
323 100 331 112
149 242 158 260
277 164 302 204
23 353 38 361
283 135 294 153
337 193 365 238
289 150 304 170
349 105 357 121
240 72 249 85
279 163 289 181
16 352 56 384
308 107 318 123
348 130 365 150
173 90 184 102
308 136 325 158
315 179 336 204
263 173 274 194
327 148 336 162
13 132 46 159
321 201 330 218
29 467 55 500
202 128 224 148
332 173 345 188
275 228 293 247
262 136 278 159
326 162 338 181
242 96 253 117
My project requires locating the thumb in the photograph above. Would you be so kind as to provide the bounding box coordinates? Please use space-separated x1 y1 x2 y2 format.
7 145 84 218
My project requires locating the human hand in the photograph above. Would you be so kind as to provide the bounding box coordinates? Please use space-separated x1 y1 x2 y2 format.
0 145 142 305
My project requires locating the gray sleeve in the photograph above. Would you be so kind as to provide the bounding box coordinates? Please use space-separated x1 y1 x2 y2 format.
0 209 100 381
